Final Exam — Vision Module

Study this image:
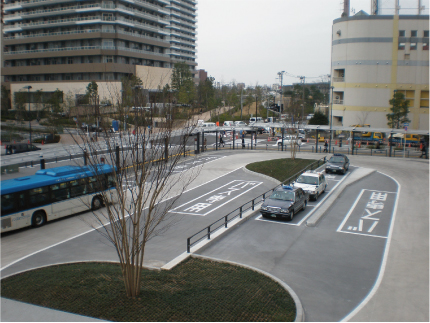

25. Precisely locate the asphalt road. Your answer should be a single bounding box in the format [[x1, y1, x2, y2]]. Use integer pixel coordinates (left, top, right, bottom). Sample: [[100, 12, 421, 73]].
[[198, 170, 398, 321], [1, 151, 428, 322]]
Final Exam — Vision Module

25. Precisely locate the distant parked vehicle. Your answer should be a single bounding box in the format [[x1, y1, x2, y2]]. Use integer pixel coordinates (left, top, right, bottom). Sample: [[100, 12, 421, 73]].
[[5, 143, 41, 155], [223, 121, 234, 127], [234, 121, 247, 127], [249, 117, 263, 124]]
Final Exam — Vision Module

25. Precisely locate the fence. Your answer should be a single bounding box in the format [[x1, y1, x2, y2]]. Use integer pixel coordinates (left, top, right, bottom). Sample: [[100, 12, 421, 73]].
[[186, 156, 327, 253]]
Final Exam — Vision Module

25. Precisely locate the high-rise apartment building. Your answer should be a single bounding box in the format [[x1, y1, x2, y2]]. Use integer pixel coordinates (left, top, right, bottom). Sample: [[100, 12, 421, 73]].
[[1, 0, 197, 85]]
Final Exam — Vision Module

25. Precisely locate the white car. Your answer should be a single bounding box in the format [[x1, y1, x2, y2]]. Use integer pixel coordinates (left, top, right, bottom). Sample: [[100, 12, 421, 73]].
[[276, 136, 302, 146], [293, 170, 327, 200], [234, 121, 247, 127]]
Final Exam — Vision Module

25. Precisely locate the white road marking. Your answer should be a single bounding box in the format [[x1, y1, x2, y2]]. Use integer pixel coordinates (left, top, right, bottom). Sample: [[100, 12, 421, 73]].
[[341, 171, 400, 321]]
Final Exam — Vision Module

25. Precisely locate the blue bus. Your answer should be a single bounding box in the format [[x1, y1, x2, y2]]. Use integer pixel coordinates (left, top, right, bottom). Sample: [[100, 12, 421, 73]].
[[1, 164, 116, 233]]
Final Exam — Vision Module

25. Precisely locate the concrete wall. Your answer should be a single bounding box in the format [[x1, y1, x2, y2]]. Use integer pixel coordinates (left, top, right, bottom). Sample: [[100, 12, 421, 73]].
[[135, 65, 172, 90]]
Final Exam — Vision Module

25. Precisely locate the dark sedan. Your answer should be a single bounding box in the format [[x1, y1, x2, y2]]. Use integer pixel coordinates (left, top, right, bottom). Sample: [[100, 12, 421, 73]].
[[325, 153, 350, 174], [260, 186, 309, 221]]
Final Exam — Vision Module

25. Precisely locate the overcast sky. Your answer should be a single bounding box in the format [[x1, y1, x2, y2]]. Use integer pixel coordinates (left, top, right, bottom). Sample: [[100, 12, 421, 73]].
[[197, 0, 429, 87]]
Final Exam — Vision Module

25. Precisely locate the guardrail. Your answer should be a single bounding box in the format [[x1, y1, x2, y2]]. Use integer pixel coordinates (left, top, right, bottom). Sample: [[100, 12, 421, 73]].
[[186, 156, 327, 253]]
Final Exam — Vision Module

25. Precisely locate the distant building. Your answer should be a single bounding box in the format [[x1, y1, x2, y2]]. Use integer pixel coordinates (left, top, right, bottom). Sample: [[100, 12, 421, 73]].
[[198, 69, 208, 83], [331, 11, 429, 130]]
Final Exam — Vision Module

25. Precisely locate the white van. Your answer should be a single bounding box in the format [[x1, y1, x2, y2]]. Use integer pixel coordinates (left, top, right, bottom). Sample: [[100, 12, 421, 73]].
[[201, 122, 217, 129], [249, 117, 263, 124], [223, 121, 234, 126]]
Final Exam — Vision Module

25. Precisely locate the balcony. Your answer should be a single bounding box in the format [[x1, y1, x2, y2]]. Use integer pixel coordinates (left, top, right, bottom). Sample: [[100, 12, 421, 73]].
[[4, 45, 170, 58], [116, 5, 169, 25], [3, 3, 101, 21]]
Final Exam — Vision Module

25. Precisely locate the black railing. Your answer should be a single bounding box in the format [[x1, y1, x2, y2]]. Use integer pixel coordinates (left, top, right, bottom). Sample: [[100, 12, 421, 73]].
[[186, 156, 327, 253]]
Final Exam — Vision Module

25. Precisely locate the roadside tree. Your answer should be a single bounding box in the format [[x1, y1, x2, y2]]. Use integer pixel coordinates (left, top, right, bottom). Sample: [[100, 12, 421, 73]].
[[387, 92, 410, 128], [71, 80, 201, 298]]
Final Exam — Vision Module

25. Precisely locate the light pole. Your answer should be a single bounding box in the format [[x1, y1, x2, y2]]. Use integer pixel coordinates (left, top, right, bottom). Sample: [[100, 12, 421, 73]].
[[23, 86, 32, 144], [300, 76, 305, 121], [329, 85, 334, 153], [277, 71, 285, 113]]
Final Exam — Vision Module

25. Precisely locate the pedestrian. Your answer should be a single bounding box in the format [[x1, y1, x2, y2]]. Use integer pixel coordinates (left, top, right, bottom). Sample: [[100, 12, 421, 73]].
[[323, 140, 328, 152], [204, 138, 207, 150], [242, 137, 245, 148], [419, 141, 427, 158], [376, 141, 381, 150], [219, 135, 224, 147]]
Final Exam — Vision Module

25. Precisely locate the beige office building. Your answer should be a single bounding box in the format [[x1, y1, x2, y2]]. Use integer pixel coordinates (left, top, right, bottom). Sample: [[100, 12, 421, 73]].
[[331, 13, 429, 130]]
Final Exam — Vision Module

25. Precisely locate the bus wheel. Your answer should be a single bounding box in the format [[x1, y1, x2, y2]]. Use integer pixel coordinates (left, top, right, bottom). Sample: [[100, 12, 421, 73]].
[[31, 211, 46, 228], [92, 196, 103, 210]]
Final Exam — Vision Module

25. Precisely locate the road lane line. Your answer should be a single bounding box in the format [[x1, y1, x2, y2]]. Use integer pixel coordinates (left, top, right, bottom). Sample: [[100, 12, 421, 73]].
[[0, 164, 243, 272], [341, 171, 401, 321]]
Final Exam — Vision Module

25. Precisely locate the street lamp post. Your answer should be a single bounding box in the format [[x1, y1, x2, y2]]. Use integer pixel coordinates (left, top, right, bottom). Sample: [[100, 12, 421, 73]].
[[23, 86, 32, 144], [277, 71, 285, 113], [329, 85, 334, 153]]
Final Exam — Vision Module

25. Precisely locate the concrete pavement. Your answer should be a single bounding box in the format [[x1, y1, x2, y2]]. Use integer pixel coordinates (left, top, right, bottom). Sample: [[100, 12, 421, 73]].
[[1, 151, 428, 321]]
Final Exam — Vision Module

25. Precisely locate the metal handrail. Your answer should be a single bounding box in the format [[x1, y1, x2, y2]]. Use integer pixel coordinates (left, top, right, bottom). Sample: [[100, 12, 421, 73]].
[[186, 156, 327, 253]]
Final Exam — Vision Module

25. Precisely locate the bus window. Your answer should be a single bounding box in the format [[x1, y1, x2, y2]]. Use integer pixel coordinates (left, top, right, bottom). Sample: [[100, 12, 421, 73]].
[[87, 176, 97, 193], [50, 182, 69, 202], [29, 186, 50, 207], [107, 173, 116, 188], [1, 194, 16, 216], [70, 179, 87, 198]]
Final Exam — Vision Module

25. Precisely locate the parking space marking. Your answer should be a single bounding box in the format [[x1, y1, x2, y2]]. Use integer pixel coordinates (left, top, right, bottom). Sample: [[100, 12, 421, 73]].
[[169, 180, 263, 216], [337, 189, 397, 238], [255, 214, 300, 226]]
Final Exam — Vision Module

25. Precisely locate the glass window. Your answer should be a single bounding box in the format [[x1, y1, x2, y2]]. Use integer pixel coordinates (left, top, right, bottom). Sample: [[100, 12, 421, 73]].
[[70, 179, 87, 198], [50, 182, 70, 202], [29, 186, 50, 206], [399, 30, 405, 37], [1, 194, 16, 215], [411, 30, 417, 37], [106, 173, 116, 188], [398, 42, 405, 50], [410, 43, 417, 50]]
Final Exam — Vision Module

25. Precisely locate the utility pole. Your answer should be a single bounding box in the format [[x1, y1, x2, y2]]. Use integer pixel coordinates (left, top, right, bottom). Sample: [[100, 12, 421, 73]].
[[240, 89, 243, 119], [23, 86, 32, 144], [278, 71, 285, 113], [300, 76, 305, 121]]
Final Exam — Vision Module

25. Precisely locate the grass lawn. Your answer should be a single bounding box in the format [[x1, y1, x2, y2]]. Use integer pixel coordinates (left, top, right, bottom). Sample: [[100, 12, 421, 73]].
[[1, 258, 296, 322], [246, 158, 319, 182]]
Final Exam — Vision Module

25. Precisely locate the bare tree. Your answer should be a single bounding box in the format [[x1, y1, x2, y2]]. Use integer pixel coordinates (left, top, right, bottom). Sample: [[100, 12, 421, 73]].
[[70, 82, 201, 298]]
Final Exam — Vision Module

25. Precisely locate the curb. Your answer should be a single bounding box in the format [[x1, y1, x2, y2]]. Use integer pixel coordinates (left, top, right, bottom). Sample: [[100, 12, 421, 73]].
[[306, 167, 376, 227], [191, 254, 304, 322], [161, 208, 260, 270]]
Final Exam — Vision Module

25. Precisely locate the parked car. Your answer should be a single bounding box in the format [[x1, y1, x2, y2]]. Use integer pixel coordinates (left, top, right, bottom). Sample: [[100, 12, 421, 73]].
[[293, 170, 327, 200], [260, 185, 309, 221], [234, 121, 247, 127], [223, 121, 234, 127], [325, 153, 350, 174], [5, 143, 41, 155], [276, 136, 302, 146]]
